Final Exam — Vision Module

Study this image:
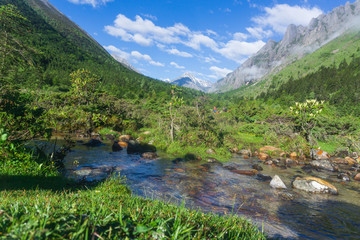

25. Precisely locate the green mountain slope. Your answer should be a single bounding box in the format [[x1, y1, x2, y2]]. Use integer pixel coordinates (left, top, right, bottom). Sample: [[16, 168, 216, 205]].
[[225, 30, 360, 102], [0, 0, 200, 100]]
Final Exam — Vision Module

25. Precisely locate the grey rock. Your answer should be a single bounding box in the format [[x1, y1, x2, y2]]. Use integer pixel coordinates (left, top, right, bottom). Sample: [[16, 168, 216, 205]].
[[310, 160, 335, 171], [270, 175, 287, 189], [292, 177, 338, 195]]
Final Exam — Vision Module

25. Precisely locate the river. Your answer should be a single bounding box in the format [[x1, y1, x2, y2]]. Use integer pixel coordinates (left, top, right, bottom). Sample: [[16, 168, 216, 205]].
[[60, 140, 360, 239]]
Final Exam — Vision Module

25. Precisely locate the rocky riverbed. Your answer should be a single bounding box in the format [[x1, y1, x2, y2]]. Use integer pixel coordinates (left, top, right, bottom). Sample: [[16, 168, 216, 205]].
[[61, 139, 360, 239]]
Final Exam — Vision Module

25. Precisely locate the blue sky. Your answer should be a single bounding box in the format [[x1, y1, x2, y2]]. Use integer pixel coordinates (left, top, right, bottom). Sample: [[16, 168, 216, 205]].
[[48, 0, 351, 82]]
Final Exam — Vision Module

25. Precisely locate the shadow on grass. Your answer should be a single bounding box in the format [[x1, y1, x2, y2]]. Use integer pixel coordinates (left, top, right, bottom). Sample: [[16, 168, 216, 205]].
[[0, 174, 100, 191]]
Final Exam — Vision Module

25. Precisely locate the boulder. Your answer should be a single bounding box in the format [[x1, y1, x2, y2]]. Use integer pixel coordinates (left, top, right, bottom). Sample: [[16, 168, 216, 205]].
[[332, 158, 347, 164], [270, 175, 287, 189], [258, 153, 270, 161], [289, 152, 298, 159], [83, 139, 103, 147], [292, 177, 338, 194], [256, 173, 272, 181], [112, 142, 123, 152], [310, 149, 330, 160], [345, 157, 357, 165], [310, 160, 336, 171], [143, 131, 151, 135], [239, 149, 252, 156], [252, 164, 263, 171], [127, 140, 156, 154], [118, 141, 128, 148], [354, 173, 360, 181], [286, 158, 298, 166], [119, 135, 133, 142], [230, 169, 258, 176], [141, 152, 158, 160]]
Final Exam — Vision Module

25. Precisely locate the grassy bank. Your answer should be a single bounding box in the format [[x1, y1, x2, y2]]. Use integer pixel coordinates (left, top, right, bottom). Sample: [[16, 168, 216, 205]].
[[0, 146, 266, 239]]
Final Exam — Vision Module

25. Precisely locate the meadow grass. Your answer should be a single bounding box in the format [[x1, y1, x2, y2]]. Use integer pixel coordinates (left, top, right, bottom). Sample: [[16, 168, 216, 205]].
[[0, 147, 266, 239]]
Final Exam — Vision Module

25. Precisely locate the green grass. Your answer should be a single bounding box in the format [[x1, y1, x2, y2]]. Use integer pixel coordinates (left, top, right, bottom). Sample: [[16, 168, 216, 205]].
[[0, 143, 266, 239], [318, 141, 341, 155], [0, 176, 266, 239]]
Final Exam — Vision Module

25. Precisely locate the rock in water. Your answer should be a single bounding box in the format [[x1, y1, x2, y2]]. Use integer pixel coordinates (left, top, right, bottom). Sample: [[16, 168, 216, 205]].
[[83, 139, 103, 147], [141, 152, 158, 160], [310, 160, 335, 171], [270, 175, 287, 189], [127, 140, 156, 154], [112, 142, 123, 152], [292, 177, 338, 195]]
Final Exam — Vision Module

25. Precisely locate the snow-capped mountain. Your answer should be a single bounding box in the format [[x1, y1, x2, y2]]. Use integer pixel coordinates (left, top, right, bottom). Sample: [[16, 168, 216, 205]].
[[170, 73, 213, 92]]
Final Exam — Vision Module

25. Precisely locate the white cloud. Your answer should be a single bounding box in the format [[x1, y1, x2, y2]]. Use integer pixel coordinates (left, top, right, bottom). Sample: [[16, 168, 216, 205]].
[[246, 27, 272, 39], [185, 33, 218, 50], [170, 62, 185, 69], [217, 40, 265, 62], [128, 51, 164, 66], [104, 45, 130, 59], [131, 51, 152, 61], [252, 4, 323, 34], [150, 61, 164, 67], [105, 14, 220, 52], [233, 32, 248, 41], [203, 56, 219, 63], [67, 0, 113, 7], [141, 14, 157, 21], [209, 66, 232, 79], [166, 48, 193, 58], [105, 14, 188, 46]]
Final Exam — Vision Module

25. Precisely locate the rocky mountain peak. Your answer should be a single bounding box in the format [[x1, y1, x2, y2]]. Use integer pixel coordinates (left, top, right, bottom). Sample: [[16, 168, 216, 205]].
[[210, 0, 360, 93], [171, 73, 213, 92]]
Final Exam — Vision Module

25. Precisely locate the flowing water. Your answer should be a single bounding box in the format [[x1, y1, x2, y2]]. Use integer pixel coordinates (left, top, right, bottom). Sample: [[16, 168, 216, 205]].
[[59, 140, 360, 239]]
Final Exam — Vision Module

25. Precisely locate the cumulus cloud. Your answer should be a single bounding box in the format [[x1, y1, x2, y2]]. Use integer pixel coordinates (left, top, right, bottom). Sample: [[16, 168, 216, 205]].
[[209, 66, 232, 79], [104, 45, 130, 60], [105, 14, 188, 46], [170, 62, 185, 69], [246, 27, 272, 39], [67, 0, 113, 7], [166, 48, 193, 58], [252, 4, 323, 34], [130, 51, 164, 66], [105, 14, 221, 52], [216, 40, 265, 63], [233, 32, 248, 41]]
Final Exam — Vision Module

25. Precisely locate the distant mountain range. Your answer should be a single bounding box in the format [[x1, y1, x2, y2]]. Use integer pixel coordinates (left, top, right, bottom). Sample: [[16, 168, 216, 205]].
[[210, 0, 360, 93], [168, 73, 213, 92]]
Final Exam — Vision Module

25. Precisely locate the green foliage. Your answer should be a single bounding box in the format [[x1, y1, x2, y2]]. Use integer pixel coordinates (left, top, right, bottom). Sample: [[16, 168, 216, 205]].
[[70, 69, 100, 105], [290, 99, 324, 146]]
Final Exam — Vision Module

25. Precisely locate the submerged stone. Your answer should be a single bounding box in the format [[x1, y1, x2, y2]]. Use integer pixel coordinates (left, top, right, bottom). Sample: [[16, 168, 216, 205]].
[[230, 169, 258, 176], [310, 160, 335, 171]]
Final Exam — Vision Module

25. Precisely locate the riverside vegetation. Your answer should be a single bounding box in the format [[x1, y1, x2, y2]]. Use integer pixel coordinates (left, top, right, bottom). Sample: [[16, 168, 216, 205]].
[[1, 1, 360, 239]]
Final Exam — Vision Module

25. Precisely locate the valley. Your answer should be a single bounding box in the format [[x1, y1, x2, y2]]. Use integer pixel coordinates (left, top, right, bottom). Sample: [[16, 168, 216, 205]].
[[1, 0, 360, 239]]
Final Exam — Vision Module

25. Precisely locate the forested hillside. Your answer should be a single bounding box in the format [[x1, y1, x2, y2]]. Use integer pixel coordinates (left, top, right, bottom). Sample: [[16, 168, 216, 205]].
[[0, 0, 200, 101]]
